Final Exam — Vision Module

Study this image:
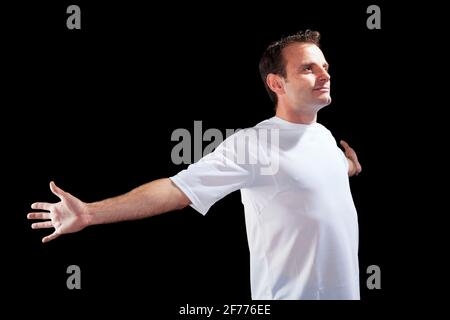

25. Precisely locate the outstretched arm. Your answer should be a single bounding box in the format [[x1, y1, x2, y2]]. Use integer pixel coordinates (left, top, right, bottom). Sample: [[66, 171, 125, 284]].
[[27, 179, 190, 243], [340, 140, 362, 177]]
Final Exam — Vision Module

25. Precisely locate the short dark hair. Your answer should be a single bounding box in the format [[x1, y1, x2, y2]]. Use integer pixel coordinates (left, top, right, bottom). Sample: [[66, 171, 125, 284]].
[[259, 30, 321, 106]]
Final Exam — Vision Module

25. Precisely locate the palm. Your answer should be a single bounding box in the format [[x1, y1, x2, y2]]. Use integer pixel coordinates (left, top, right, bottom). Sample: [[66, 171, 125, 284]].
[[28, 182, 89, 243]]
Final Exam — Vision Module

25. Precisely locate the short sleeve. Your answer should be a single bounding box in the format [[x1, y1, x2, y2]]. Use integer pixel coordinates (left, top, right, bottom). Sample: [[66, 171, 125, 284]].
[[170, 130, 258, 215]]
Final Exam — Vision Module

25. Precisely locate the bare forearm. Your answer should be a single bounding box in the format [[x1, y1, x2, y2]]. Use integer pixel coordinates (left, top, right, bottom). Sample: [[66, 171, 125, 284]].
[[87, 178, 190, 226]]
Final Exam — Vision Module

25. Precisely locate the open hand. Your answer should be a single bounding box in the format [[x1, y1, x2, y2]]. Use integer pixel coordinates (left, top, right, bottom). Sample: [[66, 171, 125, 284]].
[[28, 181, 90, 243]]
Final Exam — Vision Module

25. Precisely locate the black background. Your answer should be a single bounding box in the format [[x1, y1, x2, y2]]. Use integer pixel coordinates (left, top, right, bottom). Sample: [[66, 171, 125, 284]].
[[2, 0, 438, 318]]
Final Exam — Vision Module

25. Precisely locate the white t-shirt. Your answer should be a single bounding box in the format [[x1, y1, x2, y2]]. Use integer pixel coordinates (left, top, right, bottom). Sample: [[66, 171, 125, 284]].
[[170, 116, 360, 300]]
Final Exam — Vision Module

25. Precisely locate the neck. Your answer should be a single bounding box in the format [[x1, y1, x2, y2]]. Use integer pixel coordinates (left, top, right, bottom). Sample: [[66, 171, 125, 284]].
[[275, 107, 317, 124]]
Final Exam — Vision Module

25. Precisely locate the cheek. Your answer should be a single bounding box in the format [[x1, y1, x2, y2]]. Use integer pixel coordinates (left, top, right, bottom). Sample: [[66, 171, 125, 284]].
[[297, 76, 315, 89], [285, 77, 315, 97], [296, 81, 314, 96]]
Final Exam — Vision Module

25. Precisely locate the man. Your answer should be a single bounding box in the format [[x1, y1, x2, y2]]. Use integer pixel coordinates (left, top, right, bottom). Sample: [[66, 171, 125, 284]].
[[28, 30, 362, 300]]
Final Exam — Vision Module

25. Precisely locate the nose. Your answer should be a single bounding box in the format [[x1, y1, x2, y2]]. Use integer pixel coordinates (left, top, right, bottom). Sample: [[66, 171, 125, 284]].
[[318, 67, 330, 82]]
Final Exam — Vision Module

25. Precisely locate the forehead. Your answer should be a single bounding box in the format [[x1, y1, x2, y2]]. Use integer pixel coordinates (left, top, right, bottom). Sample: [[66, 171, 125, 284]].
[[282, 43, 327, 66]]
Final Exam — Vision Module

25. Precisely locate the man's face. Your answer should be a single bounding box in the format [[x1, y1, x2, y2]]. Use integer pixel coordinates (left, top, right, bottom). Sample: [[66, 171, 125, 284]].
[[280, 43, 331, 113]]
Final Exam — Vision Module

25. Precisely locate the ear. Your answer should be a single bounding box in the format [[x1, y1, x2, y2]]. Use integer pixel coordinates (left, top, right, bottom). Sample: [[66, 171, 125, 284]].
[[266, 73, 286, 97]]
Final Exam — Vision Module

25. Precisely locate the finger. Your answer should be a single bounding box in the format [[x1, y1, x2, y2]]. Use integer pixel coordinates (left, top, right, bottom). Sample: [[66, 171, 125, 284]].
[[31, 202, 53, 210], [32, 221, 54, 229], [50, 181, 66, 200], [42, 231, 60, 243], [340, 140, 350, 149], [27, 212, 50, 220], [355, 163, 362, 175], [340, 140, 357, 159]]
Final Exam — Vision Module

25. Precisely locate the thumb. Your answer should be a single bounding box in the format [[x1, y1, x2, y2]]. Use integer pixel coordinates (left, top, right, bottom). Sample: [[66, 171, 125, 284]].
[[49, 181, 65, 199]]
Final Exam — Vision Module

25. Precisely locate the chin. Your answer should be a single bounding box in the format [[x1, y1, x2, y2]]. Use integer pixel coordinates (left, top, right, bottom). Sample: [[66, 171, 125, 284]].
[[316, 97, 332, 110]]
